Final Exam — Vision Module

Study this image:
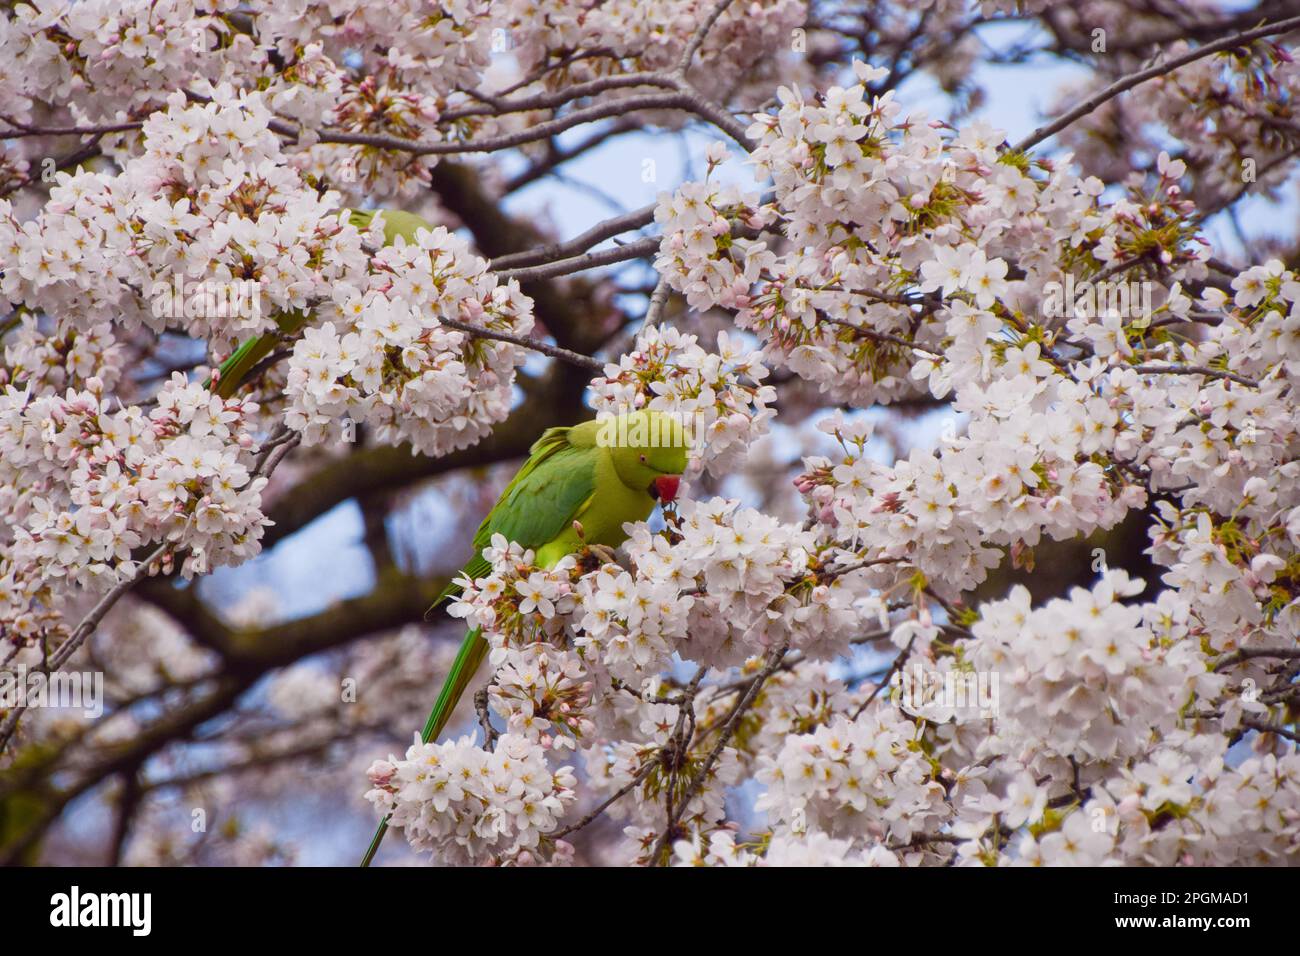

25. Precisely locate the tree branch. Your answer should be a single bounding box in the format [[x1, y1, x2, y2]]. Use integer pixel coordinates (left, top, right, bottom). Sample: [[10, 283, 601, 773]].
[[1013, 14, 1300, 152]]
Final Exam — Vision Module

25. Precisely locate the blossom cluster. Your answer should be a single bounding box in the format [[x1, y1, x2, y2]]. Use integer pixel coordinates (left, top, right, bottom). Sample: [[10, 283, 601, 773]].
[[1050, 26, 1300, 210], [754, 709, 950, 847], [968, 572, 1221, 766], [1095, 741, 1300, 866], [0, 1, 251, 131], [1, 85, 538, 651], [1, 87, 374, 350], [673, 829, 901, 867], [654, 62, 1214, 412], [0, 0, 815, 198], [590, 325, 776, 476], [653, 180, 771, 314], [365, 732, 578, 865], [630, 498, 886, 664], [418, 503, 891, 862], [268, 0, 495, 198], [489, 643, 594, 751], [283, 224, 534, 456], [1, 373, 268, 648], [500, 0, 807, 91]]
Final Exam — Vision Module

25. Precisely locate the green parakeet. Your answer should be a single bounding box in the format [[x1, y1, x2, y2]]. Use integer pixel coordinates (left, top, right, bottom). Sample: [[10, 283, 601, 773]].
[[360, 410, 690, 865], [197, 206, 689, 864]]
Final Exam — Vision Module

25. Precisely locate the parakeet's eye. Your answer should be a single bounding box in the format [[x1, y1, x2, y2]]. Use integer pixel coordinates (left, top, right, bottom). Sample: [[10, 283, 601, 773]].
[[639, 454, 647, 463]]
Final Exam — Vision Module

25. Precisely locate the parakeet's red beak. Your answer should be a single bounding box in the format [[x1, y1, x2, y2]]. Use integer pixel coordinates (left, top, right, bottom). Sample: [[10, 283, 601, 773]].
[[651, 475, 680, 503]]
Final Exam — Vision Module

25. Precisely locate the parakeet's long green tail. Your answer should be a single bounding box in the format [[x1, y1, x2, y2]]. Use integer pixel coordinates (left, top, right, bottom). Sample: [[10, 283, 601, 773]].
[[419, 627, 489, 746], [204, 308, 308, 398], [359, 626, 488, 867]]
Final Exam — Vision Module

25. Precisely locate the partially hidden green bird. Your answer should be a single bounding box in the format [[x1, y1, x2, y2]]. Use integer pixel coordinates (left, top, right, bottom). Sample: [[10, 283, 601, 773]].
[[359, 387, 690, 864], [207, 207, 436, 398]]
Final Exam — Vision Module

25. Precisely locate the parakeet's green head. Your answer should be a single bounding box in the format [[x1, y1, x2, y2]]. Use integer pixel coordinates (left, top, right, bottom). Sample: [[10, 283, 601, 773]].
[[600, 410, 690, 502]]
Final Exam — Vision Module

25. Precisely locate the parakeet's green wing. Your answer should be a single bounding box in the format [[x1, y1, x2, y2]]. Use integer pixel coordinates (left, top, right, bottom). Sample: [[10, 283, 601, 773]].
[[429, 426, 597, 610]]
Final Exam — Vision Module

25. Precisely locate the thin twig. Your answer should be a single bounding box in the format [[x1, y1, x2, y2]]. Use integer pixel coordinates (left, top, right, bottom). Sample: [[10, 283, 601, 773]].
[[851, 635, 915, 721], [0, 541, 167, 751], [1214, 647, 1300, 671], [1241, 718, 1300, 744], [438, 316, 604, 372], [1131, 364, 1259, 388], [474, 685, 499, 752], [650, 642, 789, 865], [676, 0, 738, 75], [551, 760, 657, 841], [496, 236, 662, 284], [640, 278, 671, 334]]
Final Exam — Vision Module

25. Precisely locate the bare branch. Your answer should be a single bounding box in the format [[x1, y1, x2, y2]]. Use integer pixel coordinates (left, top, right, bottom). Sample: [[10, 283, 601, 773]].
[[1215, 647, 1300, 671], [490, 203, 657, 271], [1013, 14, 1300, 152], [442, 73, 676, 122], [650, 642, 789, 866], [1131, 364, 1259, 389], [438, 315, 605, 372], [496, 236, 662, 283], [676, 0, 739, 75]]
